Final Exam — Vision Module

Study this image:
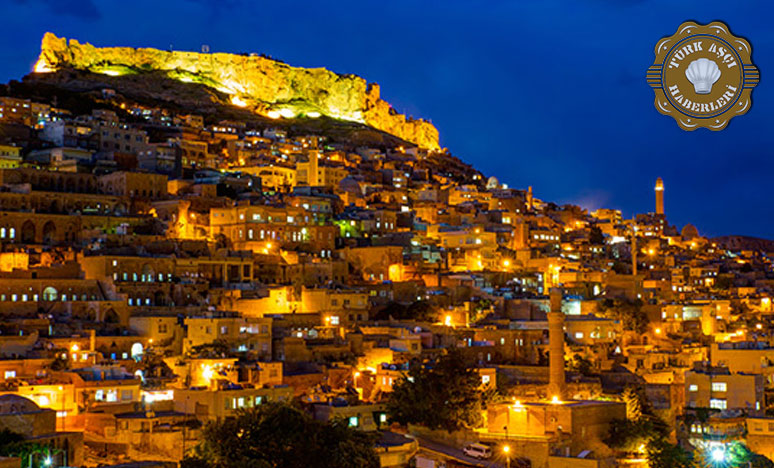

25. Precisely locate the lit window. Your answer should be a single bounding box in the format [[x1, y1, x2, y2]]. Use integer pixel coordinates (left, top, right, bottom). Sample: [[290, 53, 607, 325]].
[[4, 371, 16, 379], [712, 382, 727, 392], [348, 416, 359, 427], [575, 332, 584, 339], [710, 399, 727, 410], [689, 384, 698, 392]]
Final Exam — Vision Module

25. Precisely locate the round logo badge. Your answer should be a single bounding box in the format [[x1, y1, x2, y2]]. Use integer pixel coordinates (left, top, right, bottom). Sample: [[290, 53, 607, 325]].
[[647, 21, 759, 130]]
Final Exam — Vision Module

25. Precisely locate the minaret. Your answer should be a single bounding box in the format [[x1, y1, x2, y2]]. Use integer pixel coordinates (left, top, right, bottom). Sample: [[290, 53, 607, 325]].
[[631, 231, 638, 276], [655, 177, 664, 215], [547, 288, 565, 399], [308, 150, 319, 186]]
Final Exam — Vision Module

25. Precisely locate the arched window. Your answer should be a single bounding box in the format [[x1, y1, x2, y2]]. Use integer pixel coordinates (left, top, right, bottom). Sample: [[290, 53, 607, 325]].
[[42, 287, 58, 301], [131, 342, 143, 360]]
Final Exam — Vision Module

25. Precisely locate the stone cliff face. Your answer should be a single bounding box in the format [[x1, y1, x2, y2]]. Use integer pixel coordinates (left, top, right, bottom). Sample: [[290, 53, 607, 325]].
[[35, 33, 440, 150]]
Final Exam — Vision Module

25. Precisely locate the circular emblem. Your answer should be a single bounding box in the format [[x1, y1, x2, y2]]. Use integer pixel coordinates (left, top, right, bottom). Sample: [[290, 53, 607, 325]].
[[647, 21, 759, 130]]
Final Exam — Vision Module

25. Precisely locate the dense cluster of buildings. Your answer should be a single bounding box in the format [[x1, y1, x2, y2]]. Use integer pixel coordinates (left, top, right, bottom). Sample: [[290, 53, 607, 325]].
[[0, 87, 773, 468]]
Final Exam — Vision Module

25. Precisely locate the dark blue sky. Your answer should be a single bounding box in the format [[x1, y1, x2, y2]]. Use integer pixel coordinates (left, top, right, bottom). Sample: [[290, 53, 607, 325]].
[[1, 0, 772, 238]]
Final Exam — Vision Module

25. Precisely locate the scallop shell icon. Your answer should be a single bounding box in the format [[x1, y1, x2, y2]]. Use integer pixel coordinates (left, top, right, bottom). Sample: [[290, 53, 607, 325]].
[[685, 58, 721, 94], [646, 21, 759, 131]]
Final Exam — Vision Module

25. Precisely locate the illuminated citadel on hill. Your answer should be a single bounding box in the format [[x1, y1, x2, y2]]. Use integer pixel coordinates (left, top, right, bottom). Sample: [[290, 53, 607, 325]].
[[33, 32, 440, 150]]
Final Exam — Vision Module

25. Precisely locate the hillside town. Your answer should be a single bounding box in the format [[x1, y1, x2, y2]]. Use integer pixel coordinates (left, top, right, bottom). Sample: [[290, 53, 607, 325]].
[[0, 64, 773, 468]]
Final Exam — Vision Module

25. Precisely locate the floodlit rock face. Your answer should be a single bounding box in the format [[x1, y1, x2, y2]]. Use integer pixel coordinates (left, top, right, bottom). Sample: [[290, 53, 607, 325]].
[[35, 33, 440, 150]]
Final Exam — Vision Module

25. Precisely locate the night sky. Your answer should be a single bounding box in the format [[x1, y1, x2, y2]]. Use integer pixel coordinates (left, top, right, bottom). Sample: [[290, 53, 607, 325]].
[[1, 0, 772, 238]]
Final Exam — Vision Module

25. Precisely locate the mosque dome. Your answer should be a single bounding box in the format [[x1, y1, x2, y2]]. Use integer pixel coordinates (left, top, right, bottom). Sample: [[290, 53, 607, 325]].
[[338, 177, 363, 196], [0, 394, 40, 414], [681, 224, 699, 240]]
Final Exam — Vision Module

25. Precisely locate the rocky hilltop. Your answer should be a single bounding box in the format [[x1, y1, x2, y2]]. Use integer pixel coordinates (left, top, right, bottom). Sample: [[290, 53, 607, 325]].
[[711, 236, 774, 254], [34, 32, 440, 150]]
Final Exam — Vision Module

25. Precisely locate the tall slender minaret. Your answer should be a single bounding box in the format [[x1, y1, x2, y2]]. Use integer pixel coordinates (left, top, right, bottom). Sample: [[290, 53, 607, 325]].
[[308, 150, 319, 186], [631, 231, 638, 276], [655, 177, 664, 215], [547, 288, 565, 399]]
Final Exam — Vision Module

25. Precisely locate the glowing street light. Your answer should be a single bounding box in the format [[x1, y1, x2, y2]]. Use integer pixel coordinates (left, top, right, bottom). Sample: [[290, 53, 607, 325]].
[[503, 445, 511, 468], [710, 447, 725, 463]]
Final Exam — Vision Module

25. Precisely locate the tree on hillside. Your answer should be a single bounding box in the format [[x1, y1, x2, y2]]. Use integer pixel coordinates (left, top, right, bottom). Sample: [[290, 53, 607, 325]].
[[566, 354, 593, 376], [386, 351, 485, 432], [607, 385, 694, 467], [645, 438, 695, 468], [182, 402, 378, 468], [405, 300, 438, 321], [597, 298, 648, 333], [0, 429, 60, 467], [589, 225, 605, 245], [371, 300, 437, 322], [622, 386, 644, 421]]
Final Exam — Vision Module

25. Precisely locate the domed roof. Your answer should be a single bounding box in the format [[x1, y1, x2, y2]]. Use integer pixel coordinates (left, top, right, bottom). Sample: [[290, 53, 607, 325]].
[[338, 177, 362, 196], [486, 176, 499, 190], [681, 224, 699, 240], [0, 394, 40, 414]]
